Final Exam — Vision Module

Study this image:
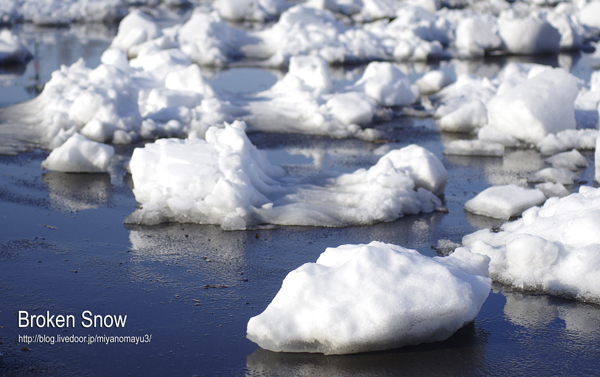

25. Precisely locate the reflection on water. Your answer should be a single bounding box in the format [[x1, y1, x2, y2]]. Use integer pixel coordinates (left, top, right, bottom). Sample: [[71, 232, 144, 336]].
[[246, 323, 488, 377], [125, 223, 252, 287], [504, 291, 600, 335], [42, 171, 110, 211]]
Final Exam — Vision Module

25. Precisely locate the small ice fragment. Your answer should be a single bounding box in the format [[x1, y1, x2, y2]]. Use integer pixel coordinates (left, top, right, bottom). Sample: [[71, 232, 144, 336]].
[[464, 185, 546, 220], [443, 140, 504, 157], [41, 133, 114, 173]]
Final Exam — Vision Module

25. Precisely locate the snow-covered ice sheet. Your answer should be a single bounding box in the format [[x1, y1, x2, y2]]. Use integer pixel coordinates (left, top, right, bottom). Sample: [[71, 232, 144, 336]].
[[125, 121, 447, 230], [464, 184, 546, 220], [247, 241, 491, 354], [462, 186, 600, 304]]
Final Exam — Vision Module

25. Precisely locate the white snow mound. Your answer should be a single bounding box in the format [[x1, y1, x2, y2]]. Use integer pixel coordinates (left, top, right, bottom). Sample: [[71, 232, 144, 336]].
[[125, 121, 447, 229], [41, 133, 114, 173], [247, 241, 491, 354], [462, 186, 600, 303]]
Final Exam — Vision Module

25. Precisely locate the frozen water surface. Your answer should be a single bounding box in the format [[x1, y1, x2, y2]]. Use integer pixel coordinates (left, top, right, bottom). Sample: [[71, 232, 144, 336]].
[[1, 3, 600, 376]]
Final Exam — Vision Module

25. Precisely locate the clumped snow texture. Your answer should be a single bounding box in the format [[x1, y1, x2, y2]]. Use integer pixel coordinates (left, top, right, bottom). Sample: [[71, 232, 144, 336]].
[[1, 50, 424, 149], [125, 121, 447, 230], [41, 133, 114, 173], [431, 63, 584, 149], [537, 129, 600, 156], [464, 185, 546, 220], [96, 0, 596, 68], [247, 241, 491, 354], [462, 186, 600, 304], [486, 67, 579, 144], [527, 167, 579, 185], [243, 56, 418, 140]]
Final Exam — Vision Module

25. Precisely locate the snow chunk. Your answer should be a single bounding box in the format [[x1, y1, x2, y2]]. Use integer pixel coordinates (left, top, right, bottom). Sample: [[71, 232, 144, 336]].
[[455, 16, 501, 57], [527, 167, 579, 185], [353, 62, 418, 107], [443, 140, 504, 157], [464, 185, 546, 220], [477, 126, 520, 147], [486, 68, 579, 144], [462, 186, 600, 303], [545, 149, 588, 171], [247, 241, 491, 354], [415, 70, 453, 94], [110, 10, 162, 57], [498, 14, 561, 55], [535, 182, 570, 198], [537, 129, 600, 155], [41, 133, 114, 173], [437, 100, 488, 133], [125, 121, 447, 229]]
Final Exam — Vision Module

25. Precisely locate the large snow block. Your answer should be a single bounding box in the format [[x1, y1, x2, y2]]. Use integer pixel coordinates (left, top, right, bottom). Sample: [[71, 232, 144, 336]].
[[486, 68, 579, 144], [247, 241, 491, 354]]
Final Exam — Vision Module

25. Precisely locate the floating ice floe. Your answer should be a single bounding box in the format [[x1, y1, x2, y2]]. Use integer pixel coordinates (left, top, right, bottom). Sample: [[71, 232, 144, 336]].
[[125, 121, 447, 230], [462, 186, 600, 304], [534, 182, 570, 198], [0, 30, 33, 64], [247, 241, 491, 354], [41, 133, 114, 173], [545, 149, 589, 171], [486, 67, 579, 144], [537, 129, 600, 155], [527, 167, 580, 185], [431, 63, 583, 153], [464, 185, 546, 220], [443, 139, 504, 157]]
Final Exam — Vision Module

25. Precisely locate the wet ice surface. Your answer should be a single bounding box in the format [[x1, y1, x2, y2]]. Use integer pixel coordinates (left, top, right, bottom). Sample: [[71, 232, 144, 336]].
[[1, 24, 600, 377]]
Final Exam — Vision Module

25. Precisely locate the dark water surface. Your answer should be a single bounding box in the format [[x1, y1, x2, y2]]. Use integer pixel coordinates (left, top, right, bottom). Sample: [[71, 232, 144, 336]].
[[0, 26, 599, 377]]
